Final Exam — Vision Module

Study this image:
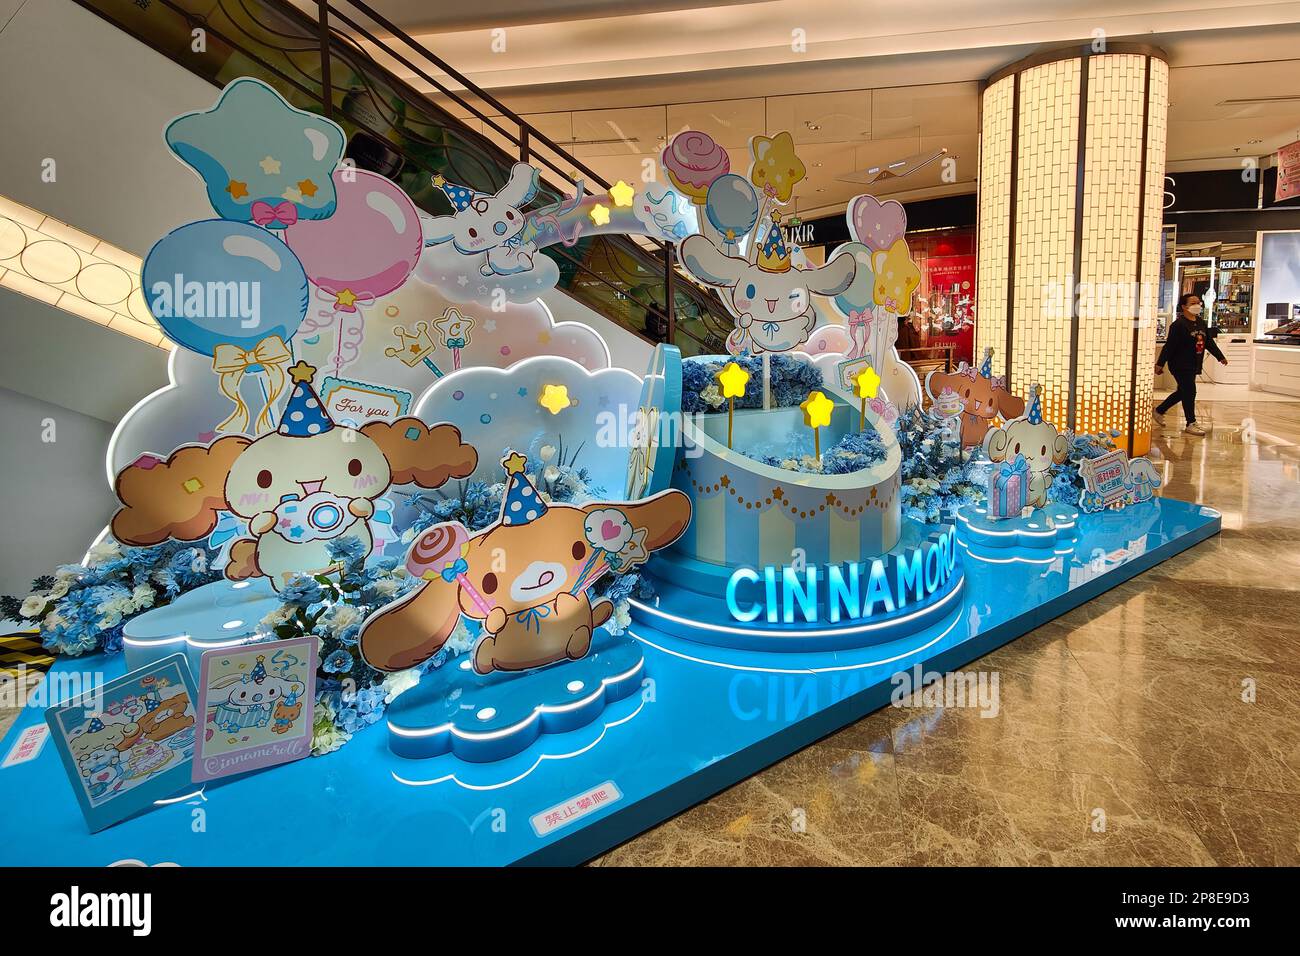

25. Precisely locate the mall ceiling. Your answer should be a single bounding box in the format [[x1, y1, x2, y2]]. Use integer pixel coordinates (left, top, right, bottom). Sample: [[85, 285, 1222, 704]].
[[310, 0, 1300, 219]]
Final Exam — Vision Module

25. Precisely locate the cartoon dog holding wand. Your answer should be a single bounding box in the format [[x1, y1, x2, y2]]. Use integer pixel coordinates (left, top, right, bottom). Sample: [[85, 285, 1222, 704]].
[[359, 451, 691, 675]]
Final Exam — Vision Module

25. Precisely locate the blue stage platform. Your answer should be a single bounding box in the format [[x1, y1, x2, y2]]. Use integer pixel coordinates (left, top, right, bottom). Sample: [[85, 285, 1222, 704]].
[[0, 497, 1219, 866]]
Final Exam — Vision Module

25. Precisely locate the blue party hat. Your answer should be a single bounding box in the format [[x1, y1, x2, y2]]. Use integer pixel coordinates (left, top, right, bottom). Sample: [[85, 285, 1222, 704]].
[[498, 450, 548, 527], [250, 654, 267, 684], [757, 213, 790, 274], [278, 361, 334, 437], [1027, 384, 1043, 424], [144, 698, 159, 713], [432, 173, 483, 213], [979, 346, 993, 379], [88, 717, 104, 733]]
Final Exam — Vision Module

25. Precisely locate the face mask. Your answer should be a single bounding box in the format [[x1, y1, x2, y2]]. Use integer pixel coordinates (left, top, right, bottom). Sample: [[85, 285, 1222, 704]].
[[1187, 304, 1203, 316]]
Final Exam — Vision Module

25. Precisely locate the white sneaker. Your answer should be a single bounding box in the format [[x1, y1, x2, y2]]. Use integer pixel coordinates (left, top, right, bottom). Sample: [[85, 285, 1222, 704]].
[[1152, 410, 1165, 427], [1184, 422, 1207, 436]]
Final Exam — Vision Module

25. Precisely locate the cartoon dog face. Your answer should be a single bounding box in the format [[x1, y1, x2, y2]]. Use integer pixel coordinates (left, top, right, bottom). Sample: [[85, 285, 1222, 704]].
[[112, 414, 477, 589], [680, 234, 855, 353], [986, 419, 1070, 477], [423, 162, 539, 257], [71, 721, 137, 777], [359, 490, 692, 673], [225, 675, 290, 710]]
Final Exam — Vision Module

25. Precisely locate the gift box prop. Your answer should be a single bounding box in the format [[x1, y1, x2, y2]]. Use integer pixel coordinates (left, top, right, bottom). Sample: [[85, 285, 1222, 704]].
[[987, 453, 1029, 520]]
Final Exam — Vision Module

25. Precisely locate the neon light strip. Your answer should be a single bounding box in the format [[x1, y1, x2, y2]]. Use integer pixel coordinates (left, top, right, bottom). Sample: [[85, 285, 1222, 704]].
[[956, 540, 1057, 566], [392, 697, 646, 791], [122, 632, 265, 650], [626, 612, 962, 675], [628, 574, 963, 638], [956, 511, 1076, 537], [387, 657, 644, 742]]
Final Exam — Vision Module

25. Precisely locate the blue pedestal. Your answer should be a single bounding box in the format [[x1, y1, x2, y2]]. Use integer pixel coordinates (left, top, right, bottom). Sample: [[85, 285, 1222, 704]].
[[0, 498, 1220, 867]]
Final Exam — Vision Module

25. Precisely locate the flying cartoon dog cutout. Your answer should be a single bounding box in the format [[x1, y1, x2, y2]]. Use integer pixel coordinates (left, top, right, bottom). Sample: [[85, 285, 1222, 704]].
[[359, 451, 692, 675], [423, 162, 542, 277], [110, 361, 478, 590]]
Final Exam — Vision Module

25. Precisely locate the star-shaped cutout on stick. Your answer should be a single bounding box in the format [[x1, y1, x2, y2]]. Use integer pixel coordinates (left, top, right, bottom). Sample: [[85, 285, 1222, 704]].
[[539, 383, 572, 415], [590, 203, 611, 226], [609, 180, 635, 207], [853, 365, 881, 399], [715, 361, 750, 399], [800, 390, 835, 429]]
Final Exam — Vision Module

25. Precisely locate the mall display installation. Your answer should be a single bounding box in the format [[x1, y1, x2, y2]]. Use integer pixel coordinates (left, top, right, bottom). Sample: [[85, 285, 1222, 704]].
[[0, 79, 1219, 862]]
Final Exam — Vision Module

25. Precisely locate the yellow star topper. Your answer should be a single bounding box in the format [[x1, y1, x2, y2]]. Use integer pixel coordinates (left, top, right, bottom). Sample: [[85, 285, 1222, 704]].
[[590, 203, 611, 226], [539, 383, 572, 415], [288, 360, 317, 384], [609, 180, 636, 207], [715, 361, 750, 399], [801, 390, 834, 429], [335, 288, 358, 309], [853, 365, 881, 399], [502, 451, 528, 475]]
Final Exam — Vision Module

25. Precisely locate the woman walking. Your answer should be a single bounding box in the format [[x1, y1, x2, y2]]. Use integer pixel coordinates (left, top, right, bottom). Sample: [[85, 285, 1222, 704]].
[[1154, 293, 1227, 436]]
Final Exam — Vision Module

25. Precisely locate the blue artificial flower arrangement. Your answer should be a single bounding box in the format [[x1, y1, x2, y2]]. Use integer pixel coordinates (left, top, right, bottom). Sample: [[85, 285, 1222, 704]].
[[1, 540, 221, 657], [681, 354, 823, 414], [755, 428, 888, 474], [894, 406, 989, 524], [1049, 429, 1121, 504]]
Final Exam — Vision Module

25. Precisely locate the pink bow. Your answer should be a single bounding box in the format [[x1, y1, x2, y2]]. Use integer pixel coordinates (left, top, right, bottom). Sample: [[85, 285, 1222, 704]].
[[991, 374, 1007, 390], [251, 200, 299, 228], [847, 309, 873, 328]]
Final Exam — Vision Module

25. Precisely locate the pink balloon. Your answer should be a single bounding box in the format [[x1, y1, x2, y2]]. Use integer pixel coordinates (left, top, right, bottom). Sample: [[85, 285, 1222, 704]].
[[803, 324, 853, 355], [849, 194, 907, 252], [285, 169, 422, 310]]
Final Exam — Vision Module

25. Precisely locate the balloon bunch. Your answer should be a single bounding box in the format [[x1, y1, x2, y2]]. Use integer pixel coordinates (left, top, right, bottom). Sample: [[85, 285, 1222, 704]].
[[828, 195, 921, 360], [144, 77, 424, 434]]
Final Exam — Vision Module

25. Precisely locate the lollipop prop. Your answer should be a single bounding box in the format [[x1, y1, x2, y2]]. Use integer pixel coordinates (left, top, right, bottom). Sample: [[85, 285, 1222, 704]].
[[432, 306, 475, 372], [715, 361, 750, 449], [573, 508, 638, 594], [853, 365, 881, 433], [406, 522, 491, 615]]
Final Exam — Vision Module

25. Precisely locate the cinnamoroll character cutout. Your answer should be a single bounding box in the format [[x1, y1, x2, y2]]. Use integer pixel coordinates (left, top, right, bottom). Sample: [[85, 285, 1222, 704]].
[[423, 163, 541, 277]]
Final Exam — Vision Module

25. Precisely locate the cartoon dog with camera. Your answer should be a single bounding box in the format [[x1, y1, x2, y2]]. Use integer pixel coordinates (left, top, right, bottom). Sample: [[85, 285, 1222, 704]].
[[359, 451, 691, 675], [110, 361, 478, 590]]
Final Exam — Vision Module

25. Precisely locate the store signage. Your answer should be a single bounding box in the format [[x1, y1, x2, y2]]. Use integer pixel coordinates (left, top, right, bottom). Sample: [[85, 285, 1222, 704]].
[[726, 530, 958, 624], [1217, 259, 1255, 271]]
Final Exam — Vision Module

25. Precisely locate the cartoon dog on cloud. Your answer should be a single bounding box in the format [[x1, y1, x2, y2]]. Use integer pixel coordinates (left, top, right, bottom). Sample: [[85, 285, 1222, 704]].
[[359, 452, 691, 676], [423, 163, 541, 277], [983, 384, 1070, 510], [681, 212, 856, 354], [111, 361, 477, 590]]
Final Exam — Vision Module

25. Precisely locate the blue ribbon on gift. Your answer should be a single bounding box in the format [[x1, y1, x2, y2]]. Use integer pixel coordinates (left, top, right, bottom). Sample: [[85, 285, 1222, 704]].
[[440, 558, 468, 583], [514, 604, 553, 633]]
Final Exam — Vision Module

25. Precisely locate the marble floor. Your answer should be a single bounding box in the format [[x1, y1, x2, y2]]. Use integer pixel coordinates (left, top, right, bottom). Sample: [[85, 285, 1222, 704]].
[[593, 398, 1300, 866]]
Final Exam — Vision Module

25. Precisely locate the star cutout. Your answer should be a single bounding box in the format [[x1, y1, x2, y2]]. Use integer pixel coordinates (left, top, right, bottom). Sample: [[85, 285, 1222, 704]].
[[538, 383, 572, 415], [484, 319, 497, 333], [258, 156, 281, 175], [590, 203, 611, 226], [517, 387, 528, 397], [288, 360, 316, 384], [335, 288, 358, 309], [609, 180, 635, 207], [618, 527, 649, 568], [281, 187, 303, 203], [801, 390, 834, 429], [297, 178, 318, 197], [715, 361, 750, 399], [719, 475, 731, 488], [226, 179, 249, 200], [853, 365, 881, 400], [432, 174, 446, 187], [501, 451, 528, 475]]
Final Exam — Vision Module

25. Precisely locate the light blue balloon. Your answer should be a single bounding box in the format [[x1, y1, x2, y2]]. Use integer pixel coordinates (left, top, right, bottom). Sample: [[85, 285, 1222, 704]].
[[142, 219, 309, 357], [705, 174, 760, 242], [831, 241, 877, 316]]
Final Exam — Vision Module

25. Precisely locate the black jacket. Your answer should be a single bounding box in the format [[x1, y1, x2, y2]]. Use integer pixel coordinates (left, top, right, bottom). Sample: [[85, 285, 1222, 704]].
[[1157, 317, 1225, 374]]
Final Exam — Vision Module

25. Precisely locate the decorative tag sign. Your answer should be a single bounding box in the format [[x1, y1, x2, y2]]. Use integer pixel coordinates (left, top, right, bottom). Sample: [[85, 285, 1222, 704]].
[[530, 780, 622, 836], [193, 637, 317, 783], [45, 654, 199, 832], [3, 723, 49, 768], [1078, 450, 1130, 510], [318, 375, 412, 427]]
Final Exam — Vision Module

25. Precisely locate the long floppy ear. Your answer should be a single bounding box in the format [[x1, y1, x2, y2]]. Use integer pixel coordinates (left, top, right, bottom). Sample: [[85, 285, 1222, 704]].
[[498, 162, 540, 207], [112, 436, 249, 546], [608, 489, 692, 551], [983, 426, 1011, 463], [422, 213, 458, 246], [680, 234, 745, 288], [1052, 432, 1071, 465], [996, 390, 1026, 420], [805, 249, 857, 297], [924, 369, 948, 402], [358, 576, 462, 672], [361, 419, 478, 488]]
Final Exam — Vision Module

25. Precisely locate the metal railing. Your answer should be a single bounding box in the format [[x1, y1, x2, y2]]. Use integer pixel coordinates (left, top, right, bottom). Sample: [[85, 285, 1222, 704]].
[[76, 0, 736, 355]]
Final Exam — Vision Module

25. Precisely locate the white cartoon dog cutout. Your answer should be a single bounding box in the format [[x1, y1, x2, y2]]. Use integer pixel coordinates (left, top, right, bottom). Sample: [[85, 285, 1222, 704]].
[[424, 163, 541, 277]]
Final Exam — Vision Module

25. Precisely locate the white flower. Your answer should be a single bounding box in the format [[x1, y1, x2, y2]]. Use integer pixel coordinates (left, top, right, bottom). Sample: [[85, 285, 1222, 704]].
[[47, 581, 70, 600], [325, 604, 361, 636], [400, 527, 416, 544], [539, 444, 557, 462], [443, 620, 474, 655], [259, 605, 295, 630], [19, 595, 48, 619], [382, 668, 421, 703], [543, 466, 560, 483], [85, 540, 122, 567], [190, 550, 207, 573], [372, 578, 402, 598], [131, 585, 156, 610], [699, 384, 725, 408]]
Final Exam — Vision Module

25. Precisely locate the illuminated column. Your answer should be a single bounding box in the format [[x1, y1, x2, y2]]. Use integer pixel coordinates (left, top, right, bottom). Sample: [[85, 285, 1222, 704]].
[[976, 44, 1168, 455]]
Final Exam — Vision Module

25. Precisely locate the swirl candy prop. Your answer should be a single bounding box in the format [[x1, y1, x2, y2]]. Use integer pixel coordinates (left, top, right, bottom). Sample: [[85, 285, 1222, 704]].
[[662, 131, 730, 206]]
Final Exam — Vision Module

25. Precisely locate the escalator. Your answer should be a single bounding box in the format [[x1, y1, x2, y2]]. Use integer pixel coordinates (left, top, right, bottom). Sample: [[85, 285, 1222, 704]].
[[75, 0, 735, 356]]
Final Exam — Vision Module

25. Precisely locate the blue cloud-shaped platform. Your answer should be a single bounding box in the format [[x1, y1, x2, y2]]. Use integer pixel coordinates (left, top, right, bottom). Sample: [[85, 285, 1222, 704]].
[[123, 578, 279, 674], [956, 502, 1081, 550], [387, 630, 645, 763]]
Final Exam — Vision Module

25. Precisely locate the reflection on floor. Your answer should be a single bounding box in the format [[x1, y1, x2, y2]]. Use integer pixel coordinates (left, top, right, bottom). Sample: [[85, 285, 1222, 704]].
[[593, 399, 1300, 867]]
